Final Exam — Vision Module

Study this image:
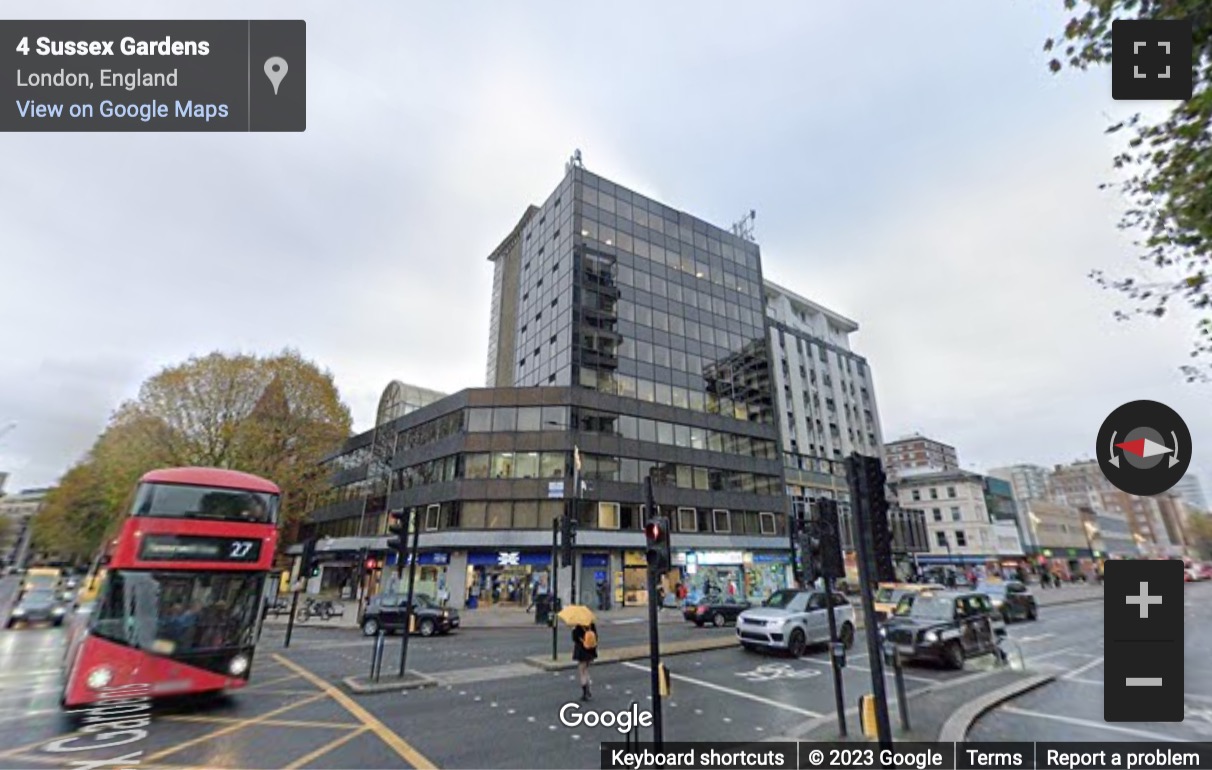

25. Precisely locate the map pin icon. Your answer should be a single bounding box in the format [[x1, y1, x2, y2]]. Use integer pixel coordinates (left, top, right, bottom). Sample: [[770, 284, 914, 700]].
[[264, 57, 288, 95]]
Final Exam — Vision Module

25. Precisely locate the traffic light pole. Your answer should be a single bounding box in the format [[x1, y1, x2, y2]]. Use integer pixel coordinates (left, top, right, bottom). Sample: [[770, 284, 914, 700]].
[[643, 477, 664, 750], [570, 462, 580, 607], [847, 453, 893, 751], [551, 516, 559, 661], [284, 537, 314, 649], [399, 509, 421, 678], [283, 589, 299, 648], [823, 572, 847, 737]]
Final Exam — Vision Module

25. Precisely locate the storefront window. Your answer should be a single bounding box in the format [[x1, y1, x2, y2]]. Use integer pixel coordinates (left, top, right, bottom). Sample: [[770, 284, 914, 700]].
[[464, 453, 490, 479]]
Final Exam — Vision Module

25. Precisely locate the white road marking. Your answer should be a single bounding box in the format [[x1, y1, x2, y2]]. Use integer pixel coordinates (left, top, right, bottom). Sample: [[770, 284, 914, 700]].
[[1000, 706, 1194, 741], [527, 716, 536, 722], [1062, 656, 1105, 681], [1012, 634, 1055, 643], [507, 709, 516, 714], [621, 661, 823, 717], [611, 618, 644, 625]]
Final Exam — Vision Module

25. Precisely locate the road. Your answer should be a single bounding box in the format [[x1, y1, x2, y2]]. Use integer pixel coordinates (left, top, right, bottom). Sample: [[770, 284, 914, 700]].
[[0, 582, 1203, 768], [969, 580, 1212, 743]]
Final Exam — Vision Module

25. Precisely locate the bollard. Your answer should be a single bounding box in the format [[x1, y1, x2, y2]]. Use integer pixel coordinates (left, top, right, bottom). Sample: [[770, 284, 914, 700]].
[[371, 629, 386, 682]]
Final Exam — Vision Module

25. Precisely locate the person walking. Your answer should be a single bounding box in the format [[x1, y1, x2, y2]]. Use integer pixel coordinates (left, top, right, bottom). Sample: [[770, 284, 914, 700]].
[[572, 622, 598, 701]]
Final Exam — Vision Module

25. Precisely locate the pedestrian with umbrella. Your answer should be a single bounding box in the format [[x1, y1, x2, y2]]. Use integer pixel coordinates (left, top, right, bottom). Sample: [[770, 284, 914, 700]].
[[558, 604, 598, 701]]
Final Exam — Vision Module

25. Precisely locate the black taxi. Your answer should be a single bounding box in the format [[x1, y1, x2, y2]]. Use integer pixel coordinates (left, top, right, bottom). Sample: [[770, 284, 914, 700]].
[[878, 590, 1005, 670]]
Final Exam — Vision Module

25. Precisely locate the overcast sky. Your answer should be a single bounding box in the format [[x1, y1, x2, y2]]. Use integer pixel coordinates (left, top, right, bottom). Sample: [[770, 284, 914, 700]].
[[2, 1, 1207, 500]]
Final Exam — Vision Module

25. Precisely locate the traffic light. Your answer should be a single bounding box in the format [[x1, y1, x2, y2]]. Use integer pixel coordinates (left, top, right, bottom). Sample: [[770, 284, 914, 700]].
[[561, 515, 578, 567], [847, 453, 897, 584], [386, 510, 408, 555], [644, 516, 671, 573], [814, 499, 845, 580], [299, 537, 317, 580], [797, 519, 819, 585]]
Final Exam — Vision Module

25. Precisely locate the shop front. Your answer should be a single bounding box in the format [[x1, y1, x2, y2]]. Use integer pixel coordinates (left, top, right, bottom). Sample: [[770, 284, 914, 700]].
[[621, 551, 648, 607], [1031, 548, 1096, 582], [744, 553, 793, 602], [579, 553, 611, 609], [382, 551, 452, 602], [465, 550, 552, 609], [670, 550, 792, 604]]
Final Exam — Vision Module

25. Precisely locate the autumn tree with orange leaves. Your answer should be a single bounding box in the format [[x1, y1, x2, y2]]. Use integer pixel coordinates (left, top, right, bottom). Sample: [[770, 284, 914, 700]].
[[34, 350, 352, 561]]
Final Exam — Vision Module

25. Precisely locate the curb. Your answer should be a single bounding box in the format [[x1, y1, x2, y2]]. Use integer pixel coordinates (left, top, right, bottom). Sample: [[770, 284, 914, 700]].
[[937, 673, 1055, 742], [342, 670, 440, 694], [525, 636, 739, 671]]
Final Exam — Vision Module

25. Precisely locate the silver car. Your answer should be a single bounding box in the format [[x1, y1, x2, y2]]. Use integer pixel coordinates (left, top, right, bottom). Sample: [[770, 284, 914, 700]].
[[736, 589, 856, 656], [7, 589, 67, 628]]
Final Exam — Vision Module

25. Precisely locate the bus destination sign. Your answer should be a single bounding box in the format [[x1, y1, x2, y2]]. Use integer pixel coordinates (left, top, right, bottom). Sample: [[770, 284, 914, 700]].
[[139, 534, 261, 562]]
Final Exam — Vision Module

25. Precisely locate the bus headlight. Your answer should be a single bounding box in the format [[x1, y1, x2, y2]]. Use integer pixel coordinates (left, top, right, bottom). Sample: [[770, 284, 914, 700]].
[[86, 666, 114, 690], [229, 655, 250, 676]]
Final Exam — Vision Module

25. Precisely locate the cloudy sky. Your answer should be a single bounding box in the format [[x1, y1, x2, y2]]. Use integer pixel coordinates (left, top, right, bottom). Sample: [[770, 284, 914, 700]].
[[2, 1, 1207, 498]]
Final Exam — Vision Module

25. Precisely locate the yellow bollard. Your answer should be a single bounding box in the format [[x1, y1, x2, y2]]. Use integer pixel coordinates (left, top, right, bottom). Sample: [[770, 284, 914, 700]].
[[859, 695, 878, 738], [409, 614, 416, 634], [658, 663, 671, 697]]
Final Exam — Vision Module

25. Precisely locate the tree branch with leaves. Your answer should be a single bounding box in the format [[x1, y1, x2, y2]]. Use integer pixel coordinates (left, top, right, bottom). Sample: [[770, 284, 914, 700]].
[[1046, 1, 1212, 379]]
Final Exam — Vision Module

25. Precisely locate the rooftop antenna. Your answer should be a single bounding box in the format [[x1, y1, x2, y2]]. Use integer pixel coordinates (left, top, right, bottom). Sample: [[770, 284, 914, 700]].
[[731, 209, 756, 242], [565, 149, 584, 174]]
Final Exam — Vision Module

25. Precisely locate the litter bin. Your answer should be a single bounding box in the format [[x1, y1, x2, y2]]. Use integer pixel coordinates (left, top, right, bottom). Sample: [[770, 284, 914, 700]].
[[534, 595, 551, 625]]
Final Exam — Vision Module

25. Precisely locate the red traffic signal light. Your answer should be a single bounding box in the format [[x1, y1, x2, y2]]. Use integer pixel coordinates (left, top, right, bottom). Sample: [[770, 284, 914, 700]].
[[366, 559, 377, 570], [645, 521, 662, 541]]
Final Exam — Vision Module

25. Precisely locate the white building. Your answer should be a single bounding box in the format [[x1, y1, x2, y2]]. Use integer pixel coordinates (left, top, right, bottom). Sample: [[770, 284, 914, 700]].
[[764, 280, 885, 508], [1170, 476, 1208, 513], [893, 470, 997, 566], [0, 487, 50, 568], [987, 464, 1051, 504], [883, 434, 959, 479]]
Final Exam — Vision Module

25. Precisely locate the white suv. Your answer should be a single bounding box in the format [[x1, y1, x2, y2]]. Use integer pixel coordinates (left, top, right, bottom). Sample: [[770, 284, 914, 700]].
[[736, 589, 856, 656]]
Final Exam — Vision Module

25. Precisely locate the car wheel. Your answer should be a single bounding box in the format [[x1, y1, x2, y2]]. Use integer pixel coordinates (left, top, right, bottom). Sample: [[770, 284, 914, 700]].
[[839, 622, 855, 649], [4, 619, 12, 629], [788, 628, 807, 658], [1027, 604, 1038, 621], [944, 641, 964, 670], [712, 613, 726, 628], [361, 618, 380, 637], [419, 619, 436, 637]]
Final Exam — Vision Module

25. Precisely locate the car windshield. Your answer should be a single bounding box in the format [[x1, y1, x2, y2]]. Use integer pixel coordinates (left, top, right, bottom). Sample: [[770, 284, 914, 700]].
[[875, 587, 904, 603], [131, 482, 278, 524], [22, 591, 56, 604], [762, 590, 802, 609], [91, 570, 262, 655], [901, 594, 957, 620], [979, 583, 1007, 596]]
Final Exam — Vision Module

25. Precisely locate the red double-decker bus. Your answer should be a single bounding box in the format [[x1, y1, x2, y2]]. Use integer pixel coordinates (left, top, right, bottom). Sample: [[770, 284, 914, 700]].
[[61, 467, 280, 708]]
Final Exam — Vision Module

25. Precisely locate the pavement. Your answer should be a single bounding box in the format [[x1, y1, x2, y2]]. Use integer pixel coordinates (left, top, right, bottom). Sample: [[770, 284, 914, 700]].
[[1, 577, 1201, 769], [263, 602, 686, 631]]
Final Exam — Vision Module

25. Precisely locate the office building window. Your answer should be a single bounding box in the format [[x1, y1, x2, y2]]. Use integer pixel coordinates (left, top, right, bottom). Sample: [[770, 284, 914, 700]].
[[955, 531, 967, 547], [935, 531, 947, 547], [951, 506, 961, 521], [677, 507, 697, 532], [759, 512, 777, 535], [932, 508, 942, 522], [712, 509, 731, 533]]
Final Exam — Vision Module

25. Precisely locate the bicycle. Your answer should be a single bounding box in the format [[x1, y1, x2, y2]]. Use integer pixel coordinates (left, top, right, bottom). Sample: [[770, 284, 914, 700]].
[[296, 598, 335, 622]]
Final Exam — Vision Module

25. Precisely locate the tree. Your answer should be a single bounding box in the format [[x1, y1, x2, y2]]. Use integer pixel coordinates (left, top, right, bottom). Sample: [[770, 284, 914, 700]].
[[32, 349, 353, 558], [1046, 2, 1212, 378], [1188, 511, 1212, 560]]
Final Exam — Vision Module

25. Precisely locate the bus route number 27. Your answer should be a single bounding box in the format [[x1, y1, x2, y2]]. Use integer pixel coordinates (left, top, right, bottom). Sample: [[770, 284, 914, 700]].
[[228, 541, 255, 559]]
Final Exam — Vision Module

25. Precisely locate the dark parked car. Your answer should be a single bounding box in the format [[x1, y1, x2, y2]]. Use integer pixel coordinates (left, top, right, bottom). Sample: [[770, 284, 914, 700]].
[[7, 589, 67, 628], [361, 593, 459, 637], [977, 580, 1038, 622], [690, 596, 750, 627], [879, 590, 1005, 670]]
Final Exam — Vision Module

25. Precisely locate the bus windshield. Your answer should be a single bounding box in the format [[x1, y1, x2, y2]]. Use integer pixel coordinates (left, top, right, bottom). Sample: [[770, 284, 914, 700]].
[[131, 483, 278, 524], [91, 571, 262, 655]]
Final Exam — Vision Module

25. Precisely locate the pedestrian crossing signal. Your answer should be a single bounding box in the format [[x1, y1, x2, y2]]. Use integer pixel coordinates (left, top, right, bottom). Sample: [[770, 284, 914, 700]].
[[645, 517, 671, 573]]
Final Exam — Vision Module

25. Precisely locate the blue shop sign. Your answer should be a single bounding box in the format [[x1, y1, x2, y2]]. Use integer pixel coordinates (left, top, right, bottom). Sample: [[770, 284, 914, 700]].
[[385, 552, 450, 567], [468, 551, 551, 567], [581, 554, 609, 567], [753, 553, 791, 563]]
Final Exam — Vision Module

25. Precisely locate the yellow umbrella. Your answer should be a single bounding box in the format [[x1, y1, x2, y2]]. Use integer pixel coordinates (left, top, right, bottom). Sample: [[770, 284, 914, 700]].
[[557, 604, 596, 627]]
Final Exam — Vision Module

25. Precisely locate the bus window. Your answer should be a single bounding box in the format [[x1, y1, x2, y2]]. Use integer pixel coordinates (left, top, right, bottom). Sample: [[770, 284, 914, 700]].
[[131, 483, 278, 524]]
